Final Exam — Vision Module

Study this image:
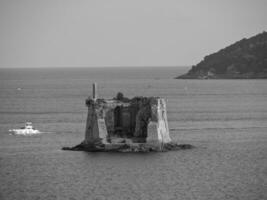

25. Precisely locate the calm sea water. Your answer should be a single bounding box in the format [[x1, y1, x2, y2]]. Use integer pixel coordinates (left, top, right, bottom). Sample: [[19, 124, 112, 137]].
[[0, 67, 266, 200]]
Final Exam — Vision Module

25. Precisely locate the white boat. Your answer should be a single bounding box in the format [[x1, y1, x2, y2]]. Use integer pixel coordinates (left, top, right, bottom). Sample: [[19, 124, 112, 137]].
[[9, 122, 40, 135]]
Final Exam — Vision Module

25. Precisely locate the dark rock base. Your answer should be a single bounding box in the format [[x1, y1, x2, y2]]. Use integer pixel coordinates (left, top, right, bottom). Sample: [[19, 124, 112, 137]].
[[62, 142, 194, 153]]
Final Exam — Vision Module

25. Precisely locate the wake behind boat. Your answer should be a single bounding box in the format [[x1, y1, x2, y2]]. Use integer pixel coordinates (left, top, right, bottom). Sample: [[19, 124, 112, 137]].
[[9, 122, 40, 135]]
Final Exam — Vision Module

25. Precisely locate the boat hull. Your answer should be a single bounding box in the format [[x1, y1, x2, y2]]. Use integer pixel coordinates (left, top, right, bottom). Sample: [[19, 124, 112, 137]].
[[9, 129, 40, 135]]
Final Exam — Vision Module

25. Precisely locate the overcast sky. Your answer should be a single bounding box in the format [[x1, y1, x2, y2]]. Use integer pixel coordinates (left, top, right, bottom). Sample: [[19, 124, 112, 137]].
[[0, 0, 266, 68]]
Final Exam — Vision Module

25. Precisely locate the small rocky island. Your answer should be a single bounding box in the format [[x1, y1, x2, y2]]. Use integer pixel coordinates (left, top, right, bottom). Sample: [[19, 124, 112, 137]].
[[177, 31, 267, 79], [63, 83, 193, 152]]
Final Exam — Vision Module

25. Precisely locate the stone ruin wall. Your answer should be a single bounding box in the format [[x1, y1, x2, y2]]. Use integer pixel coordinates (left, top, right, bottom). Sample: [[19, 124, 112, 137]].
[[62, 83, 194, 152], [83, 90, 171, 149]]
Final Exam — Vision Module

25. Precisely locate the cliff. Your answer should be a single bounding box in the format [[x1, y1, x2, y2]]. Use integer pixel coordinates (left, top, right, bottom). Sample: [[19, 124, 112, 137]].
[[177, 31, 267, 79]]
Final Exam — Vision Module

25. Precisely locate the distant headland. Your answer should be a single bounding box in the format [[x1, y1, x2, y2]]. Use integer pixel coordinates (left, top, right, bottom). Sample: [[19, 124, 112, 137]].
[[177, 31, 267, 79]]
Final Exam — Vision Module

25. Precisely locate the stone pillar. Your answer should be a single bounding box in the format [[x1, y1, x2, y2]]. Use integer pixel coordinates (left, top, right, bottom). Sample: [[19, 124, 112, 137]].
[[84, 105, 98, 144], [84, 104, 108, 144], [146, 98, 171, 149], [93, 83, 97, 101], [83, 86, 108, 145], [159, 98, 171, 143]]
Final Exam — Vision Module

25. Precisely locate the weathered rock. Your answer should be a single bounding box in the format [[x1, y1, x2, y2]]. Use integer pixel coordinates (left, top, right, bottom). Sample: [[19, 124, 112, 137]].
[[62, 142, 194, 152]]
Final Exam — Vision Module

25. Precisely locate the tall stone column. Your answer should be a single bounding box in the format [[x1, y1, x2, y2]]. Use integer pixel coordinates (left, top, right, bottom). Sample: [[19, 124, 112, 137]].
[[83, 84, 108, 145], [146, 98, 171, 149]]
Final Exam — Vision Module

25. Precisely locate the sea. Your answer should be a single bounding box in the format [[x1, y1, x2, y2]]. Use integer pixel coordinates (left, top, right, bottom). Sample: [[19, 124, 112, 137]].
[[0, 67, 266, 200]]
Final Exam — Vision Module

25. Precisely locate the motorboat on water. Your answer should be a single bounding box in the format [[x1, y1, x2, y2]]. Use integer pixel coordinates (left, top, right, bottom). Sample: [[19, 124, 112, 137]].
[[9, 122, 40, 135]]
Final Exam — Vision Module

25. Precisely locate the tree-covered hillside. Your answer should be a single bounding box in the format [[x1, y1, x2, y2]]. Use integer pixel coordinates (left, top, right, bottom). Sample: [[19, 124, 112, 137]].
[[177, 31, 267, 79]]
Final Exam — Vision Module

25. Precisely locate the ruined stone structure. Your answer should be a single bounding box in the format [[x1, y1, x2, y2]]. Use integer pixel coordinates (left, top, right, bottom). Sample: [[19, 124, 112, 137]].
[[82, 83, 171, 151], [63, 83, 193, 152]]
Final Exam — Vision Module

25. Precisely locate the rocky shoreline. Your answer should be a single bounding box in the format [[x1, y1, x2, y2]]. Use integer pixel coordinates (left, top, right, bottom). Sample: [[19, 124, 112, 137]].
[[62, 141, 194, 153], [177, 72, 267, 79]]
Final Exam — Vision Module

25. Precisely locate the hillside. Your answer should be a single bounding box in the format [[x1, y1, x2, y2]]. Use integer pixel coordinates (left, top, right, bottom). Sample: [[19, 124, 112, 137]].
[[177, 31, 267, 79]]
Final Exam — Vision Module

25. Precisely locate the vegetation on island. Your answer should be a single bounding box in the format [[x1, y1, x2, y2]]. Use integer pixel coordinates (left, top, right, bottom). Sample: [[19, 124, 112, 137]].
[[177, 31, 267, 79]]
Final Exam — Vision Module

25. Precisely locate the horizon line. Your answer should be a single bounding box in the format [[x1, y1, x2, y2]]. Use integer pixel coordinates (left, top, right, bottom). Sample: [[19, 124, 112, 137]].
[[0, 65, 191, 69]]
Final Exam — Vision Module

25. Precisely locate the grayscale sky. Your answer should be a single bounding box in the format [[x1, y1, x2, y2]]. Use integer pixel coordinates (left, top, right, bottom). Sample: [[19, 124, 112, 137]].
[[0, 0, 266, 68]]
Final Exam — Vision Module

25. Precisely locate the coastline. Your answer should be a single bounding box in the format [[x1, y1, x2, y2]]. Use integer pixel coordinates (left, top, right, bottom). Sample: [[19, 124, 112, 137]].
[[176, 73, 267, 79]]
